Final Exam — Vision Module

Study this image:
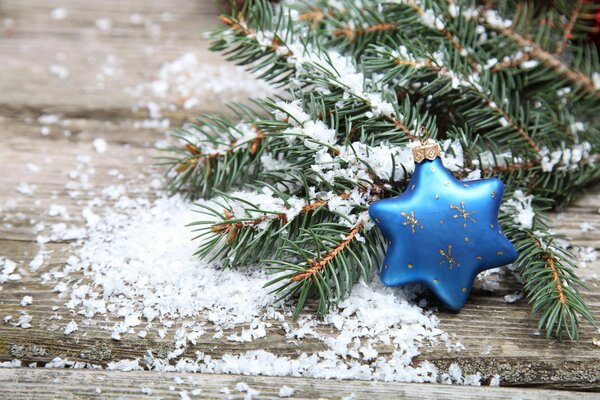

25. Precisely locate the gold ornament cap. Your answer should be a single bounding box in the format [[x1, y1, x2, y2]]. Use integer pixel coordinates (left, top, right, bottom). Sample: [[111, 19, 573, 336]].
[[412, 142, 441, 163]]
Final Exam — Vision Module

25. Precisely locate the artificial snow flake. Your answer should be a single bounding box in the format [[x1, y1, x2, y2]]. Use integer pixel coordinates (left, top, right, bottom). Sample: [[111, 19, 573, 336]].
[[20, 296, 32, 307], [278, 386, 295, 397], [501, 190, 534, 230]]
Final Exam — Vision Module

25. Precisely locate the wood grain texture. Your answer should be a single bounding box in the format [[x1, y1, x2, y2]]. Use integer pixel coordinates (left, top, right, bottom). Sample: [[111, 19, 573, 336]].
[[1, 0, 600, 396], [1, 368, 598, 400]]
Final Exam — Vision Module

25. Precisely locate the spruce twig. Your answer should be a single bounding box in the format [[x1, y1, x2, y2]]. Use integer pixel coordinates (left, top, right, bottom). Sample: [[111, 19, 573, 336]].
[[164, 0, 600, 339]]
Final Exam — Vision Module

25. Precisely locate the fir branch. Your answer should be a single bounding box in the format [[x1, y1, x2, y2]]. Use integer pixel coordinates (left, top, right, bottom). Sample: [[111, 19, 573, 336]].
[[367, 45, 542, 154], [332, 23, 399, 41], [163, 0, 600, 339], [554, 0, 583, 55], [266, 216, 379, 317], [501, 200, 596, 340], [484, 19, 600, 99], [165, 119, 272, 198], [291, 220, 364, 282], [489, 53, 531, 73], [485, 100, 540, 154], [400, 0, 480, 71]]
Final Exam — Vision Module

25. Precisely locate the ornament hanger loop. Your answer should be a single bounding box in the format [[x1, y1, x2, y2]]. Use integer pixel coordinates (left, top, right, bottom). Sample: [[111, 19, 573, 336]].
[[412, 132, 440, 163], [418, 126, 429, 145]]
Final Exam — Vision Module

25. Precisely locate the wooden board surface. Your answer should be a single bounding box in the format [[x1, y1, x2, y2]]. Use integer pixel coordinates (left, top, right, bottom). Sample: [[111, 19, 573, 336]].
[[1, 0, 600, 396], [1, 368, 598, 400]]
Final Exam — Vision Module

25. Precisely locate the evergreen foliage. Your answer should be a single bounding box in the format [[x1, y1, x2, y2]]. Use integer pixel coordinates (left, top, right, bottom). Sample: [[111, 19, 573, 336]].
[[165, 0, 600, 339]]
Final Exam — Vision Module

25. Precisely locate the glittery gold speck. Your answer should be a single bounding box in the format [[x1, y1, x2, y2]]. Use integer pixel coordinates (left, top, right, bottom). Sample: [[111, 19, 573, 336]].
[[439, 244, 459, 270], [401, 210, 424, 234], [450, 201, 476, 228], [407, 263, 414, 269]]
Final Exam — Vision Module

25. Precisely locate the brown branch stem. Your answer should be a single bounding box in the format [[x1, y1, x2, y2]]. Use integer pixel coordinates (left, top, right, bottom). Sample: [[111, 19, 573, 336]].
[[332, 23, 398, 42], [291, 221, 364, 282], [555, 0, 582, 55], [176, 125, 266, 174], [545, 255, 567, 305], [487, 24, 600, 99], [488, 103, 541, 154]]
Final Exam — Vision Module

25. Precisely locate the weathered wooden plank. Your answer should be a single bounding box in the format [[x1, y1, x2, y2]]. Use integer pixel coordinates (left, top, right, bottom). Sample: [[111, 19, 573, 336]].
[[0, 0, 226, 113], [0, 368, 596, 399]]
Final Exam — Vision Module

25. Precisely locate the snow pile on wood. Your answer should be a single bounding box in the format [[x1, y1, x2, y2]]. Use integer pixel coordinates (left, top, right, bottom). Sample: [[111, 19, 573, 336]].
[[33, 174, 466, 382], [126, 52, 274, 115]]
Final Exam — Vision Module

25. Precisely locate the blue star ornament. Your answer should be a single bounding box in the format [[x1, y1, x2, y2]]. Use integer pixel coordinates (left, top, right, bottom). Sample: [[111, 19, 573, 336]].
[[369, 143, 518, 311]]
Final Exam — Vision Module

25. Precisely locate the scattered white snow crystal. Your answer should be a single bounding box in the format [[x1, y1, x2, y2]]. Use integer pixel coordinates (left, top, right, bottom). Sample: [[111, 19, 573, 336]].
[[17, 183, 37, 196], [56, 194, 274, 329], [273, 100, 310, 126], [51, 8, 67, 20], [107, 359, 142, 371], [92, 138, 108, 154], [38, 114, 60, 125], [20, 296, 33, 306], [16, 313, 33, 329], [440, 363, 481, 385], [95, 18, 112, 32], [235, 382, 260, 399], [141, 386, 153, 395], [64, 320, 78, 335], [490, 374, 501, 387], [278, 386, 295, 397], [0, 360, 22, 368], [540, 142, 591, 173], [520, 60, 539, 70], [29, 254, 44, 272], [484, 10, 512, 28], [49, 204, 69, 218], [501, 190, 534, 230], [580, 222, 595, 233], [26, 163, 40, 173], [593, 72, 600, 91], [503, 292, 523, 304], [129, 13, 144, 25], [574, 246, 598, 268], [49, 64, 70, 80], [0, 258, 21, 284]]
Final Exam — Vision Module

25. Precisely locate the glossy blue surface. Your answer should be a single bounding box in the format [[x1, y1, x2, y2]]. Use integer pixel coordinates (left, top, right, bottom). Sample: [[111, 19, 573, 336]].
[[369, 157, 518, 311]]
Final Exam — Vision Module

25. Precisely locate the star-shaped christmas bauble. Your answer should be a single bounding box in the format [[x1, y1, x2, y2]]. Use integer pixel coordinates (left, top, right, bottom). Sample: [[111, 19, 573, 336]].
[[368, 143, 518, 311]]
